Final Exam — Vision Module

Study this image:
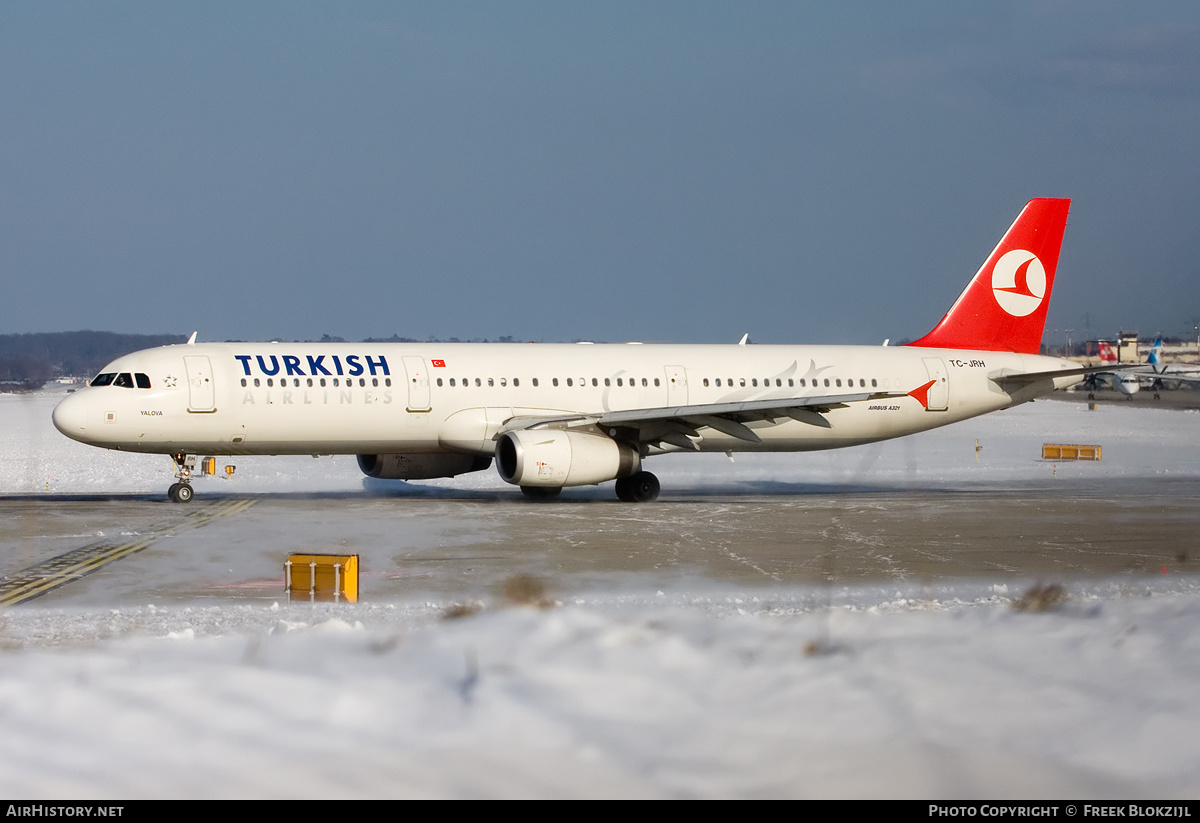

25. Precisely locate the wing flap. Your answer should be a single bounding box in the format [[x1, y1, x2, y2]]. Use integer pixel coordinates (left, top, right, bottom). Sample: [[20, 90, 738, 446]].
[[495, 391, 899, 447], [680, 414, 761, 443]]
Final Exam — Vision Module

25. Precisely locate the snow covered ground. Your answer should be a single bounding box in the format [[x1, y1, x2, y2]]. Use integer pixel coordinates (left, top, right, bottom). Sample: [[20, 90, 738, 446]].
[[2, 388, 1200, 798]]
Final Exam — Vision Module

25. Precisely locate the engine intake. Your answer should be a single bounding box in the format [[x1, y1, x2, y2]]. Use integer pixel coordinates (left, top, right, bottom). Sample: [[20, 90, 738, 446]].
[[495, 429, 640, 487]]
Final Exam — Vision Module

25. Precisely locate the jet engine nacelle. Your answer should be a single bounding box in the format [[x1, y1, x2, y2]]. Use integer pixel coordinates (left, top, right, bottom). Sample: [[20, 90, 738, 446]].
[[357, 453, 492, 480], [495, 429, 641, 487]]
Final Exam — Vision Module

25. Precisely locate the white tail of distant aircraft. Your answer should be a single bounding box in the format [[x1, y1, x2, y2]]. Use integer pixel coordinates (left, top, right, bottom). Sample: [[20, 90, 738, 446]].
[[54, 198, 1106, 502]]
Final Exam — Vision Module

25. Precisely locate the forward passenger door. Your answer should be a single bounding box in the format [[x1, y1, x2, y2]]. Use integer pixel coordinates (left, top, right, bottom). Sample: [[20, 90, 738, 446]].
[[403, 356, 431, 412], [184, 356, 216, 413]]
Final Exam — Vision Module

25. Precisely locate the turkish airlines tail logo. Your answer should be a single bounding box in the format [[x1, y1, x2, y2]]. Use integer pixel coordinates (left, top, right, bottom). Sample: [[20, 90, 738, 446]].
[[905, 198, 1069, 354], [991, 249, 1046, 317]]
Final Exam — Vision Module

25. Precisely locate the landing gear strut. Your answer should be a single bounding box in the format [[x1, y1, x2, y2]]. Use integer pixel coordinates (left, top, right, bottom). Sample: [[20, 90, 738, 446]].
[[168, 453, 197, 503], [615, 471, 660, 503]]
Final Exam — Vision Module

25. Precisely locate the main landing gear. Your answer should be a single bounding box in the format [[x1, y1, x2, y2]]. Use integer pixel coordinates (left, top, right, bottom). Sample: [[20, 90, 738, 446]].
[[614, 471, 660, 503], [518, 470, 662, 503], [168, 453, 197, 503]]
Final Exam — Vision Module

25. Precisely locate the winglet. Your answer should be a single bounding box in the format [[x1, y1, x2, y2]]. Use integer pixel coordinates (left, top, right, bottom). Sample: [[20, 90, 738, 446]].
[[186, 331, 198, 345], [907, 379, 936, 409]]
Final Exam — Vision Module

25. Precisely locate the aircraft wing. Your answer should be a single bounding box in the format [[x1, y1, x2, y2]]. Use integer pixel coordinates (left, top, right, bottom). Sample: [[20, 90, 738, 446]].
[[1146, 369, 1200, 386], [496, 391, 902, 449]]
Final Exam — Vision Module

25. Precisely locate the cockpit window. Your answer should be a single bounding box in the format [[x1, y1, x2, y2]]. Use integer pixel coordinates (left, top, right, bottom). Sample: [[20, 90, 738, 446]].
[[90, 372, 151, 389]]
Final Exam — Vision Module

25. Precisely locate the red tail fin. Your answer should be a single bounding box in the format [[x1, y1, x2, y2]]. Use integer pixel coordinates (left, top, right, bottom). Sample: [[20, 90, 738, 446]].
[[907, 198, 1070, 354]]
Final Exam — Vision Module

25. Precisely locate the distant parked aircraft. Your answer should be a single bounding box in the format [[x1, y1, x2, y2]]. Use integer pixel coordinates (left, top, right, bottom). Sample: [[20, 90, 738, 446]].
[[1079, 341, 1142, 398]]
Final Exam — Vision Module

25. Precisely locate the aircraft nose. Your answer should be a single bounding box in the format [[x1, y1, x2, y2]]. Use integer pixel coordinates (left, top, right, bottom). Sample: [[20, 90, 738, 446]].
[[52, 392, 90, 440]]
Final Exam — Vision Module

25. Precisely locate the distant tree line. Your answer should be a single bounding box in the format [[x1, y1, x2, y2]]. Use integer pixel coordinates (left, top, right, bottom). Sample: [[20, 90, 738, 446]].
[[362, 334, 520, 344], [0, 331, 186, 391], [0, 331, 537, 391]]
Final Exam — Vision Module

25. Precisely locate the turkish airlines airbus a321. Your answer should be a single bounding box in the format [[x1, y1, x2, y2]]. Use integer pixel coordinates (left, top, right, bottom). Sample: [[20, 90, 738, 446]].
[[54, 198, 1105, 503]]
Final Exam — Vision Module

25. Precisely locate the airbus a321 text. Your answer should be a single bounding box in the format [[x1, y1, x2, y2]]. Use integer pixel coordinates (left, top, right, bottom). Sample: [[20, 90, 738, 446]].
[[54, 198, 1111, 503]]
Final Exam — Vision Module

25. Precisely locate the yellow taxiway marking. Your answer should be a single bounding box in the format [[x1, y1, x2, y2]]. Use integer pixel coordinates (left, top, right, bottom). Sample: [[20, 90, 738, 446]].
[[0, 499, 257, 606]]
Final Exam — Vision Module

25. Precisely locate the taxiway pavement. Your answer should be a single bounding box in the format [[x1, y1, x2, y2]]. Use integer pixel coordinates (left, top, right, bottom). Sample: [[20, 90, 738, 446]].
[[4, 476, 1198, 608]]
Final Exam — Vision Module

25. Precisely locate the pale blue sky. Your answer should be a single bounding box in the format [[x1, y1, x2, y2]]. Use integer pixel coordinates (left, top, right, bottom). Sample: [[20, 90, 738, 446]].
[[3, 2, 1199, 345]]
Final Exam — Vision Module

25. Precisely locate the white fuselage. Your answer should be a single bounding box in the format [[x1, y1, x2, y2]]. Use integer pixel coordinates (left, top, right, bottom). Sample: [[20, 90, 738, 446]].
[[52, 341, 1080, 459]]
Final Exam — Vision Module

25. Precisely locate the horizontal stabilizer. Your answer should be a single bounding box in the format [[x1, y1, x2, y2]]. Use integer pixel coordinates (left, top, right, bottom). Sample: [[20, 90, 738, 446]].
[[990, 363, 1140, 389]]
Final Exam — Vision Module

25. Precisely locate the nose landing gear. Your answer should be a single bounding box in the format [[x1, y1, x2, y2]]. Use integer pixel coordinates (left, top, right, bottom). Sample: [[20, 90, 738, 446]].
[[167, 453, 197, 503]]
